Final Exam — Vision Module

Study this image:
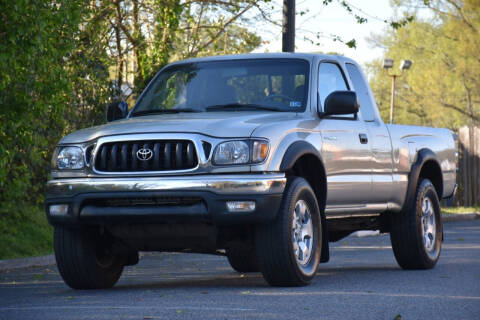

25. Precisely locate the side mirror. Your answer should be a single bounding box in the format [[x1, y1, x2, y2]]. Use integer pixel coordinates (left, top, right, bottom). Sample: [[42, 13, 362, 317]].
[[106, 101, 128, 122], [320, 91, 359, 117]]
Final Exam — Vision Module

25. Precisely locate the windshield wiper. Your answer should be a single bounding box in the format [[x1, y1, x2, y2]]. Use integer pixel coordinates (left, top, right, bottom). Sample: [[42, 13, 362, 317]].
[[206, 103, 283, 112], [131, 108, 200, 117]]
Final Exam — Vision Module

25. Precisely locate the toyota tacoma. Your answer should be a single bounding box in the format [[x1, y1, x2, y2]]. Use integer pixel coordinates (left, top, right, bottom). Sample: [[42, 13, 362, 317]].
[[46, 53, 457, 288]]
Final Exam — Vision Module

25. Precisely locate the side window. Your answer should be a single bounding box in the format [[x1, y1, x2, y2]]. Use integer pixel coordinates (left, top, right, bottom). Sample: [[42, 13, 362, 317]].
[[346, 63, 376, 122], [318, 63, 348, 108]]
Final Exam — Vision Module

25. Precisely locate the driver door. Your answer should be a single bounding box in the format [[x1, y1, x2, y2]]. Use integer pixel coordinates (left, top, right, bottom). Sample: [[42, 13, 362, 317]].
[[316, 62, 373, 209]]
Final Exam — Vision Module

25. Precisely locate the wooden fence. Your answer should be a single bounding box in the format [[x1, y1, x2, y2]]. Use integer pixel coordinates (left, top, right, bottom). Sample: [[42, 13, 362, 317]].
[[457, 126, 480, 207]]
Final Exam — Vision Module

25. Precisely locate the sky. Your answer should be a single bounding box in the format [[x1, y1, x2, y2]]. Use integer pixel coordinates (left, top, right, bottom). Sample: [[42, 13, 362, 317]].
[[253, 0, 397, 66]]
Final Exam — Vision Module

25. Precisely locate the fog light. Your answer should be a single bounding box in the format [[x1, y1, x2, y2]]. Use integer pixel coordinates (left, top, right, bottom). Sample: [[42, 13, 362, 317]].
[[49, 204, 69, 216], [226, 201, 256, 212]]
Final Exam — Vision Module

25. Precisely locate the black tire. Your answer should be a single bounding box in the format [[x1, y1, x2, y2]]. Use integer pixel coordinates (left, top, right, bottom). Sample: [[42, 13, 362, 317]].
[[255, 176, 322, 286], [390, 178, 443, 269], [54, 226, 124, 289], [226, 243, 259, 273]]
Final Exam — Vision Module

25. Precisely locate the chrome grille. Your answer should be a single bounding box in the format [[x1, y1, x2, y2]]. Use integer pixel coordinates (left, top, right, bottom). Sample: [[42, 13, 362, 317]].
[[94, 140, 198, 172]]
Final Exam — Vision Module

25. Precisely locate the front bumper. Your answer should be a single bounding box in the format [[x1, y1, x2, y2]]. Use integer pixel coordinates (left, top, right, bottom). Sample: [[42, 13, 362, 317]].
[[45, 174, 286, 225]]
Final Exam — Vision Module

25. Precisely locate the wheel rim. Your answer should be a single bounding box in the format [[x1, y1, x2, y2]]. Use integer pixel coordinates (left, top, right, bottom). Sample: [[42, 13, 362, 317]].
[[292, 199, 314, 266], [421, 196, 436, 252]]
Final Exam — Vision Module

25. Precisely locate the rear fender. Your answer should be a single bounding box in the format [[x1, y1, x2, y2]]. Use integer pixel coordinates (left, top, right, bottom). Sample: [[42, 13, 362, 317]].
[[402, 148, 442, 213]]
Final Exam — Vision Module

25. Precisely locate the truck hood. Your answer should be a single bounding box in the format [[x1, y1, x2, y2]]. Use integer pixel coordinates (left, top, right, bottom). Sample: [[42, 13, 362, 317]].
[[60, 111, 301, 144]]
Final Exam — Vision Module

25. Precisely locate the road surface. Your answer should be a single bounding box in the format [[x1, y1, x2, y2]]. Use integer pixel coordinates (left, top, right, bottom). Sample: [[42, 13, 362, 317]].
[[0, 220, 479, 319]]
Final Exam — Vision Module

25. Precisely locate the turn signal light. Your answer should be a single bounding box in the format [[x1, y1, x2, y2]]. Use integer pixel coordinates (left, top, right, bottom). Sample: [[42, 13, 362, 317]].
[[226, 201, 256, 212], [252, 141, 269, 163]]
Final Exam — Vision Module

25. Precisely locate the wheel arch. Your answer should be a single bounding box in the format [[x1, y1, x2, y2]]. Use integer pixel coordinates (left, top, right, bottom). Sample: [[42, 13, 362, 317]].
[[402, 148, 443, 212], [279, 141, 330, 262]]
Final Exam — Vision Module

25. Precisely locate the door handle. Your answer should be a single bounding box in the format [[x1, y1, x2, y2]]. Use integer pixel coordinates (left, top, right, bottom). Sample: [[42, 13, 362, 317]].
[[359, 133, 368, 144]]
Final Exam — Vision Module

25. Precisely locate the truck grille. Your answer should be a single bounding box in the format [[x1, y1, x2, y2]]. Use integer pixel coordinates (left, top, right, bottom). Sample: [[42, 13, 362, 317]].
[[94, 140, 198, 172]]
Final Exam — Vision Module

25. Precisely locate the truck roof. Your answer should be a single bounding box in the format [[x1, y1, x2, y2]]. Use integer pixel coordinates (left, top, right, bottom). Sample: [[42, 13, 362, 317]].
[[169, 52, 358, 66]]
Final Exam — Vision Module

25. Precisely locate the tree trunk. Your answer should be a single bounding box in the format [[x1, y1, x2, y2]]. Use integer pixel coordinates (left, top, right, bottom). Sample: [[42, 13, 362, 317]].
[[132, 0, 143, 86], [114, 1, 124, 97]]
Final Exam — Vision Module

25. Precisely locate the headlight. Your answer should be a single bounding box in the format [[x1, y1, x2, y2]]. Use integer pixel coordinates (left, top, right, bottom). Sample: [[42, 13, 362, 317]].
[[213, 140, 269, 165], [53, 146, 85, 169], [213, 141, 249, 165]]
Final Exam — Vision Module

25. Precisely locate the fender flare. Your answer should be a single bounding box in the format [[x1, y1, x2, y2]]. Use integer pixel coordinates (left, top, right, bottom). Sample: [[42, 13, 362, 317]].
[[279, 141, 330, 263], [280, 141, 323, 172], [402, 148, 442, 212]]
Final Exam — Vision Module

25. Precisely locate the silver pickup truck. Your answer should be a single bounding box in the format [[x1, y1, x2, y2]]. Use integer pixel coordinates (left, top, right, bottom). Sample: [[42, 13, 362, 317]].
[[46, 53, 457, 288]]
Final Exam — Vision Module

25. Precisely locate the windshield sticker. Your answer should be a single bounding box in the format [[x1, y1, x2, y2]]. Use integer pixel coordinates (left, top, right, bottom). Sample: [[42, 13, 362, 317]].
[[290, 101, 302, 108]]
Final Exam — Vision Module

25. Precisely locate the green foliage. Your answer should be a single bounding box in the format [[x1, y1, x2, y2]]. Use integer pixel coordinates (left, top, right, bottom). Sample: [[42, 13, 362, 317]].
[[137, 0, 183, 90], [345, 39, 357, 48], [0, 0, 86, 226], [0, 206, 53, 260], [367, 0, 480, 129], [65, 4, 115, 131]]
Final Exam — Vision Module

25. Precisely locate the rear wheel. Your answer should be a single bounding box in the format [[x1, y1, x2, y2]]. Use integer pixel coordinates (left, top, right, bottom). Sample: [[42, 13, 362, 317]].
[[54, 226, 124, 289], [255, 176, 322, 286], [390, 178, 442, 269], [226, 243, 258, 273]]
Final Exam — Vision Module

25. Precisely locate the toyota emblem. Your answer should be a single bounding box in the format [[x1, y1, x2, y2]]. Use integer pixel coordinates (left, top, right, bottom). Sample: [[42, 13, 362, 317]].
[[137, 148, 153, 161]]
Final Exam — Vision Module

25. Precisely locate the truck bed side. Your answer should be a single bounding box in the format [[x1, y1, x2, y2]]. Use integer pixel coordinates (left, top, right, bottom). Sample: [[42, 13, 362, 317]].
[[386, 124, 456, 201]]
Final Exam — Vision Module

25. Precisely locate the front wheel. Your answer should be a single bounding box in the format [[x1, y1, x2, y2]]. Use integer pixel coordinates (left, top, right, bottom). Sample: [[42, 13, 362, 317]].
[[255, 176, 322, 286], [54, 226, 124, 289], [226, 243, 258, 273], [390, 178, 443, 269]]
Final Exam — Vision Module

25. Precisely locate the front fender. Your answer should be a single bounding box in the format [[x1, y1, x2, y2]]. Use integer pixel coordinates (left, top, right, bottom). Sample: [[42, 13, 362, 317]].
[[279, 141, 323, 171]]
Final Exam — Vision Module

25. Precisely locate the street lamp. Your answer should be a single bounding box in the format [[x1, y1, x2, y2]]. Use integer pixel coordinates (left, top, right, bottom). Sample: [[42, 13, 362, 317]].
[[383, 58, 412, 124]]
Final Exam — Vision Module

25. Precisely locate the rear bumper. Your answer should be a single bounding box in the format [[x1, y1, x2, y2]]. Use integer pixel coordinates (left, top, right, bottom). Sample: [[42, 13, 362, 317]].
[[45, 174, 285, 225]]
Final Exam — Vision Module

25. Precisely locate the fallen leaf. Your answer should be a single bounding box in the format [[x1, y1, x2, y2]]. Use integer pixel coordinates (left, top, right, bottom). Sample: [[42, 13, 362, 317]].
[[33, 274, 44, 280]]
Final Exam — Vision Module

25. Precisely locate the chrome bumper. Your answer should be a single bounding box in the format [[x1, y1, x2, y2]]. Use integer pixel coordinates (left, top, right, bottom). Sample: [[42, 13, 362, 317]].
[[46, 174, 286, 198]]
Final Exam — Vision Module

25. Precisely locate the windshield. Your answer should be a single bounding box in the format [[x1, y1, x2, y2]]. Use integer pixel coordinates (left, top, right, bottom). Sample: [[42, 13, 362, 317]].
[[132, 59, 310, 116]]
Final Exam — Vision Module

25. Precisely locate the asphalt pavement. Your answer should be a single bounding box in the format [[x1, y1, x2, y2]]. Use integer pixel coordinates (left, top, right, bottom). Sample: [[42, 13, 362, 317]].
[[0, 220, 479, 320]]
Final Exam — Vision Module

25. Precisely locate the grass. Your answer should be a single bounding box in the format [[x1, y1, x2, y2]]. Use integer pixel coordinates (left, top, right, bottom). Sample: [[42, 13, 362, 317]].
[[0, 206, 53, 260], [441, 206, 480, 215]]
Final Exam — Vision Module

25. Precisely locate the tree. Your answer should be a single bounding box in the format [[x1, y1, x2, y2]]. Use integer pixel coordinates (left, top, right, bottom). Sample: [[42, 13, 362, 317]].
[[173, 3, 261, 59], [0, 0, 86, 229], [367, 0, 480, 129], [65, 2, 116, 131], [88, 0, 270, 101]]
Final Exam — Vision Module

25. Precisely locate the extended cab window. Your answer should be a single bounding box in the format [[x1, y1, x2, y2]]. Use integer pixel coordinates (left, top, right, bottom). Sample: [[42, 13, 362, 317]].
[[346, 63, 376, 122]]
